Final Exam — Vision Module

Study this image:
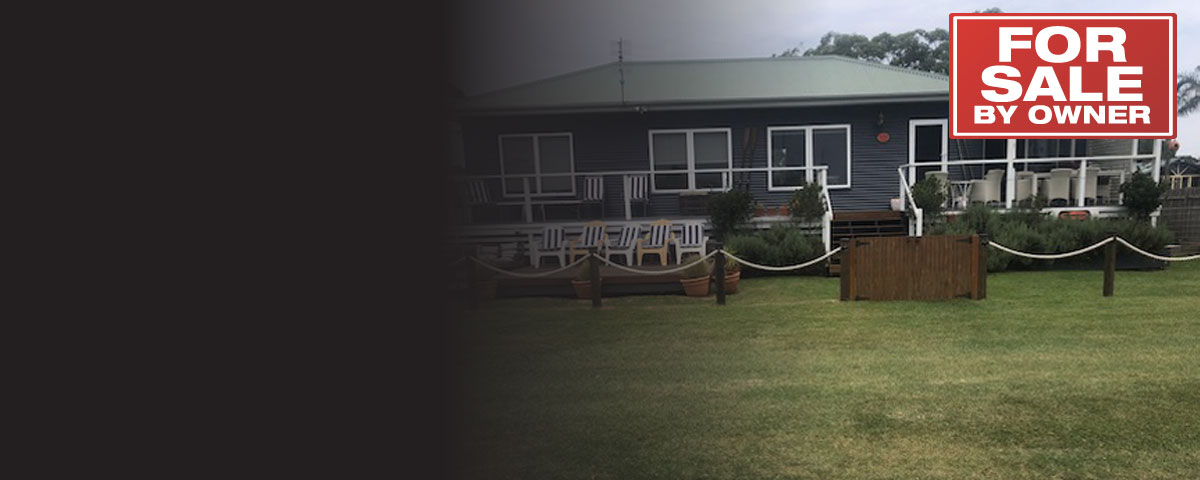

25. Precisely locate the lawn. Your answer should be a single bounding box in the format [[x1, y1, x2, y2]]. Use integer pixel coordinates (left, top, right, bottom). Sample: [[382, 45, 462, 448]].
[[452, 261, 1200, 479]]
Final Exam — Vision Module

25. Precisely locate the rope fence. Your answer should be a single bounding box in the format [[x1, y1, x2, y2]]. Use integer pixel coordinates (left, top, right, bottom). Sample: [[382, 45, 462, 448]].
[[988, 236, 1200, 262], [595, 250, 720, 275], [470, 255, 589, 278], [459, 235, 1194, 305], [723, 247, 842, 272]]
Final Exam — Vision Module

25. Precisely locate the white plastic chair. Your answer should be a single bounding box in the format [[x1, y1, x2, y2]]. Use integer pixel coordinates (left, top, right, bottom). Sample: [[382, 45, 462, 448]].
[[568, 221, 609, 263], [1048, 168, 1074, 206], [674, 223, 709, 265], [528, 226, 566, 268], [606, 225, 641, 265]]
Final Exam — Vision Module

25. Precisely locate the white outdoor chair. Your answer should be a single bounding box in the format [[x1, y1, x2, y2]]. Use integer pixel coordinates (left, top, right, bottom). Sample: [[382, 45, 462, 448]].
[[581, 176, 605, 218], [674, 222, 709, 265], [568, 221, 609, 263], [606, 225, 641, 265], [628, 175, 649, 216], [1082, 166, 1102, 205], [1015, 171, 1035, 205], [983, 169, 1004, 205], [528, 226, 566, 268], [1048, 168, 1074, 206], [463, 179, 491, 222], [968, 179, 991, 205], [637, 219, 674, 266]]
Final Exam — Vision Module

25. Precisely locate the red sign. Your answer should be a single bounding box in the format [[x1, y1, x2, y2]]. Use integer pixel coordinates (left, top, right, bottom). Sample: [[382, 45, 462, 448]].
[[950, 13, 1176, 138]]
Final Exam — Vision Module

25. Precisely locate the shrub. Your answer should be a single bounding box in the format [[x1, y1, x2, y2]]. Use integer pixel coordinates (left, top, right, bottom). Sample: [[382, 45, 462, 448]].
[[911, 176, 947, 219], [725, 226, 825, 276], [706, 190, 754, 240], [1120, 172, 1166, 220], [681, 256, 713, 279], [789, 182, 825, 224], [931, 209, 1175, 272]]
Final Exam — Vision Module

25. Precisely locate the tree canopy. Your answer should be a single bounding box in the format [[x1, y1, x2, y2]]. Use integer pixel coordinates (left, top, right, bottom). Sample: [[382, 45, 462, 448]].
[[1180, 66, 1199, 116], [775, 8, 1002, 75]]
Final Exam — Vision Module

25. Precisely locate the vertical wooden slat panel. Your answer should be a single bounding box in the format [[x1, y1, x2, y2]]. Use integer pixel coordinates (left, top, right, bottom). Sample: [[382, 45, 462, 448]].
[[847, 235, 983, 301]]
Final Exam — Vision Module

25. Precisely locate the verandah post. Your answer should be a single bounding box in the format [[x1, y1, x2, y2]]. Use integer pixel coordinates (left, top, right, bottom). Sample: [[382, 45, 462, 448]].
[[589, 247, 602, 308], [1103, 236, 1116, 297], [712, 240, 725, 306]]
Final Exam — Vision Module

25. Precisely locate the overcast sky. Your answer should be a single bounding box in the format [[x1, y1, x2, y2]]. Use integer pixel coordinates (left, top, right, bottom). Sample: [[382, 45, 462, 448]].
[[452, 0, 1199, 155]]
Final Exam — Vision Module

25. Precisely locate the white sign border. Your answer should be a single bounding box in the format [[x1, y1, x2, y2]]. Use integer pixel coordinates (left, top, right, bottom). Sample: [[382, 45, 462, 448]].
[[951, 14, 1176, 138]]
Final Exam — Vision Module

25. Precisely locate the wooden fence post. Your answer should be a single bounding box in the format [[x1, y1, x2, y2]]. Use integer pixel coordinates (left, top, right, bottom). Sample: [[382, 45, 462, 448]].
[[839, 238, 852, 301], [589, 247, 602, 308], [978, 235, 988, 300], [712, 240, 726, 306], [1103, 236, 1116, 297]]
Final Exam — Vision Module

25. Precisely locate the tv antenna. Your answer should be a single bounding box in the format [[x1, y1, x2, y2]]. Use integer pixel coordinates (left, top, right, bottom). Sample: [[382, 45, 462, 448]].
[[610, 38, 631, 105]]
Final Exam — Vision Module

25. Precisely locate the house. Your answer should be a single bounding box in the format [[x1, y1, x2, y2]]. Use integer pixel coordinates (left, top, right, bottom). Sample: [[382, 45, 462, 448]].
[[451, 55, 1164, 252]]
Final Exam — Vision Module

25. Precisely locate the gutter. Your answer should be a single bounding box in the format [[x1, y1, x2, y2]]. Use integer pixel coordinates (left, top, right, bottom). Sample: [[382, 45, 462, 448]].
[[456, 93, 950, 117]]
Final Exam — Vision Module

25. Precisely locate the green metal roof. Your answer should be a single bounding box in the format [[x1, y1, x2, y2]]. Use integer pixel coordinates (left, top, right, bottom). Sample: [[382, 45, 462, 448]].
[[458, 55, 949, 114]]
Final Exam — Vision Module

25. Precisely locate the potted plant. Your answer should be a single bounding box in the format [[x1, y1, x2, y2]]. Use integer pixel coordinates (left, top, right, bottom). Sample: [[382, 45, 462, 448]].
[[570, 259, 597, 299], [754, 202, 766, 217], [679, 257, 712, 297], [721, 250, 742, 294], [778, 203, 790, 217]]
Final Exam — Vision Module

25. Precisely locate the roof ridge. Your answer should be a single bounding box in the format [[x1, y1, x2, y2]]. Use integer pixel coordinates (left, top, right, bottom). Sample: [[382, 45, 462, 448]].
[[824, 55, 950, 80]]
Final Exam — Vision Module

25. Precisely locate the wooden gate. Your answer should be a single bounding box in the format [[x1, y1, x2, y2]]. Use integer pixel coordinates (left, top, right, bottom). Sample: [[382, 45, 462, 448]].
[[840, 235, 986, 301]]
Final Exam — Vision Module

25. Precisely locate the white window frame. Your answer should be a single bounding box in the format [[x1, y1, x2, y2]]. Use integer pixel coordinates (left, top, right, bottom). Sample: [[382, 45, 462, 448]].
[[908, 118, 948, 186], [498, 132, 576, 197], [766, 124, 852, 191], [647, 128, 733, 193]]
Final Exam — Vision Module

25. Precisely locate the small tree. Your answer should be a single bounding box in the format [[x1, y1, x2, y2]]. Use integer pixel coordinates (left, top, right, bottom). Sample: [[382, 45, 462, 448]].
[[1119, 172, 1166, 220], [789, 182, 825, 224], [706, 190, 754, 240], [910, 176, 947, 220]]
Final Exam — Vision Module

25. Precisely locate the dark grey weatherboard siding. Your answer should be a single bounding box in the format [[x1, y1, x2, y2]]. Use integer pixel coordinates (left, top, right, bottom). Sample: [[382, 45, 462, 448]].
[[460, 101, 954, 213]]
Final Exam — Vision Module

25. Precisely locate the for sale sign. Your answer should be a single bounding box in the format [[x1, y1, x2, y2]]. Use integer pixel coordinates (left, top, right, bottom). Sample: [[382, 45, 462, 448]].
[[950, 13, 1176, 138]]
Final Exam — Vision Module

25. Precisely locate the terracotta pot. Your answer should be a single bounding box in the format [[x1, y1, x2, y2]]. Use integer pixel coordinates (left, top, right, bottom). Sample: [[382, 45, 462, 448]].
[[680, 276, 710, 297], [754, 205, 765, 217], [778, 205, 790, 216], [723, 271, 741, 294], [476, 280, 498, 301], [571, 279, 598, 299]]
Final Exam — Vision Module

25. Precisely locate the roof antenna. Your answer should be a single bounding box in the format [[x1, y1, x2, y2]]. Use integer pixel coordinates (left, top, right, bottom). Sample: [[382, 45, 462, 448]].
[[611, 38, 630, 106]]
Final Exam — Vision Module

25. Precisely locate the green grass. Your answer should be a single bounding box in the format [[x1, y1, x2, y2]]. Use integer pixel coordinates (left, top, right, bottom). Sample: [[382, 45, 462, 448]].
[[454, 261, 1200, 479]]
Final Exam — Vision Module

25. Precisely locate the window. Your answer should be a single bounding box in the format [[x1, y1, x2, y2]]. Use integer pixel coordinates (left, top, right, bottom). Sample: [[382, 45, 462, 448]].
[[499, 133, 574, 196], [767, 125, 851, 190], [648, 128, 731, 192], [1015, 139, 1087, 158]]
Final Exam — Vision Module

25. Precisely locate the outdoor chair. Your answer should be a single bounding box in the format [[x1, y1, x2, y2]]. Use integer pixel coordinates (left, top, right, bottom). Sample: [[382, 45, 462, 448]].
[[606, 224, 641, 265], [983, 169, 1005, 205], [581, 176, 605, 218], [628, 175, 650, 217], [528, 226, 566, 268], [568, 221, 609, 263], [636, 219, 674, 266], [1048, 168, 1074, 206], [1015, 171, 1035, 206], [464, 179, 491, 223], [1082, 166, 1102, 205], [674, 222, 709, 265]]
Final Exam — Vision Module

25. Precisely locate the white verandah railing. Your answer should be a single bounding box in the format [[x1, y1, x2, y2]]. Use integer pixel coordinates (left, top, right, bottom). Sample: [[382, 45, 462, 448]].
[[457, 166, 836, 252], [899, 138, 1163, 235]]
